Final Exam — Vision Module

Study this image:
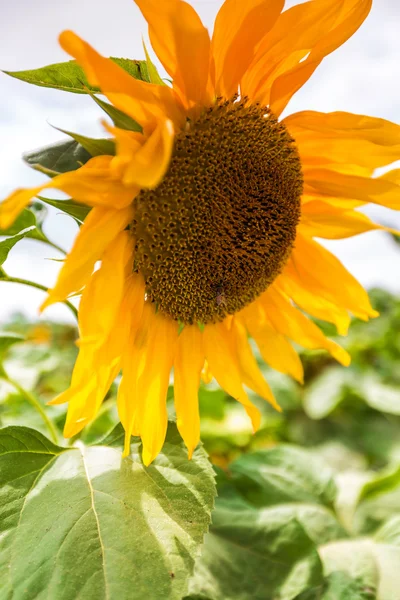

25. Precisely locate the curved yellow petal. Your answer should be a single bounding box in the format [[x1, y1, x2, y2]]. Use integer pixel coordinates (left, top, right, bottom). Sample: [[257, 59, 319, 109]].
[[59, 30, 184, 131], [106, 118, 175, 188], [78, 231, 133, 343], [303, 167, 400, 210], [299, 201, 391, 239], [62, 356, 121, 438], [134, 0, 211, 109], [211, 0, 284, 98], [174, 325, 204, 459], [242, 0, 371, 115], [270, 0, 372, 115], [261, 286, 350, 366], [276, 269, 351, 336], [231, 318, 280, 412], [131, 304, 178, 466], [240, 303, 303, 383], [50, 265, 144, 439], [292, 233, 378, 321], [203, 321, 260, 431], [115, 274, 147, 455], [0, 156, 133, 230], [41, 205, 134, 311], [285, 111, 400, 172]]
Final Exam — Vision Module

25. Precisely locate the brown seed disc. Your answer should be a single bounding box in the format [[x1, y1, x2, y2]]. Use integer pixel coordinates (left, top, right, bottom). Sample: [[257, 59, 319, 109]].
[[132, 98, 303, 325]]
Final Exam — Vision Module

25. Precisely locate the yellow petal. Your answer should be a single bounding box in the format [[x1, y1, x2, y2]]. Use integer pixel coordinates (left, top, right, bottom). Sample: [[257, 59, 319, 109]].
[[211, 0, 284, 98], [59, 30, 184, 131], [78, 231, 133, 343], [292, 232, 378, 321], [106, 118, 174, 188], [303, 167, 400, 210], [41, 205, 134, 310], [59, 272, 145, 438], [299, 201, 391, 239], [0, 156, 133, 230], [276, 270, 351, 336], [174, 325, 205, 458], [231, 318, 280, 412], [129, 304, 178, 466], [62, 357, 121, 438], [203, 321, 260, 431], [115, 274, 147, 455], [285, 111, 400, 173], [261, 286, 350, 366], [134, 0, 212, 109], [242, 0, 371, 115], [201, 360, 213, 385], [240, 303, 304, 383]]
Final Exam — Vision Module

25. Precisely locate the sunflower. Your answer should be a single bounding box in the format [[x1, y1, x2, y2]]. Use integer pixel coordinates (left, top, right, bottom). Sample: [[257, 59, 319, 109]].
[[1, 0, 399, 465]]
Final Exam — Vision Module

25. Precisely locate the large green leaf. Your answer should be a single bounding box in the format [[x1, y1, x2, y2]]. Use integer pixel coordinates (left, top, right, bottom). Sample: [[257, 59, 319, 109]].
[[318, 534, 400, 600], [4, 58, 151, 94], [186, 448, 345, 600], [353, 464, 400, 534], [186, 490, 323, 600], [230, 446, 337, 508], [360, 376, 400, 415], [303, 368, 350, 419], [294, 571, 376, 600], [0, 423, 216, 600]]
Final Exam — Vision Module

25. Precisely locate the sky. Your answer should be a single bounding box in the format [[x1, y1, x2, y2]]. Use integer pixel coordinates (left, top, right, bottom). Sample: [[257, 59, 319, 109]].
[[0, 0, 400, 323]]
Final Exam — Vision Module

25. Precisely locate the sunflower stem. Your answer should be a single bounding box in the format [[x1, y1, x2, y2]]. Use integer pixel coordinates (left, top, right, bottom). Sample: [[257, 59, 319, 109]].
[[0, 273, 78, 320], [3, 375, 59, 444]]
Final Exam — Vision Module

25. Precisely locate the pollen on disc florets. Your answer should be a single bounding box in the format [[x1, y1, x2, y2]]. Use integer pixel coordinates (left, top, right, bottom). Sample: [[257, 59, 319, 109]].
[[131, 98, 303, 325]]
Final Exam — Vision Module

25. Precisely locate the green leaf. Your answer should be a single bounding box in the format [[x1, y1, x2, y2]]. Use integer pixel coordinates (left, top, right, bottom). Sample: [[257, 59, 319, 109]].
[[186, 446, 348, 600], [89, 92, 143, 131], [0, 227, 36, 265], [0, 333, 25, 359], [303, 368, 350, 419], [0, 209, 36, 236], [318, 537, 400, 600], [187, 500, 323, 600], [354, 464, 400, 534], [37, 196, 90, 224], [0, 423, 216, 600], [294, 571, 376, 600], [230, 445, 337, 508], [360, 376, 400, 415], [52, 126, 116, 157], [23, 138, 92, 176], [4, 58, 150, 94]]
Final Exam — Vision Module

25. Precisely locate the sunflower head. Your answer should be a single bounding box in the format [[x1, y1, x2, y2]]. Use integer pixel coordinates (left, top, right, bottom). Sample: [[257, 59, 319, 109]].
[[2, 0, 396, 467], [133, 97, 303, 325]]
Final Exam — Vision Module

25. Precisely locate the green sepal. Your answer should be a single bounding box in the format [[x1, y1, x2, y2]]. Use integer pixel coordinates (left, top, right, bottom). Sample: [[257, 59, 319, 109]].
[[51, 126, 116, 157], [37, 196, 90, 224], [89, 91, 143, 132]]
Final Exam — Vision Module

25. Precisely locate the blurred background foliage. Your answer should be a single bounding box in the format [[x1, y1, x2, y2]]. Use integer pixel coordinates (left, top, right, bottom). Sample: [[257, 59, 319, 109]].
[[1, 287, 400, 598]]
